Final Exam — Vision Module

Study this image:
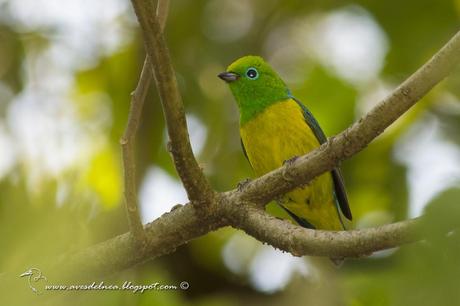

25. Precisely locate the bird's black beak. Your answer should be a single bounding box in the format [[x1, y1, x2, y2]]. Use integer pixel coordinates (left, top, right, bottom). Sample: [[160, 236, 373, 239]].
[[218, 71, 239, 83]]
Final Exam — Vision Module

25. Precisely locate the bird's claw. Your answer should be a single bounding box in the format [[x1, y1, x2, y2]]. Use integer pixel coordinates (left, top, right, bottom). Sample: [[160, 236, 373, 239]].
[[283, 155, 299, 166], [237, 178, 251, 192], [282, 156, 299, 182]]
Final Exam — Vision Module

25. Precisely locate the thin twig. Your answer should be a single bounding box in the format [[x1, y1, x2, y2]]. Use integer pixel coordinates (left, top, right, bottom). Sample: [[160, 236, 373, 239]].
[[120, 61, 150, 241], [120, 0, 170, 240], [130, 0, 215, 205]]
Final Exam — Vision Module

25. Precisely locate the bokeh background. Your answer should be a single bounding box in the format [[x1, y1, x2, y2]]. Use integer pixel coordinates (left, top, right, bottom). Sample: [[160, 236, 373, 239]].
[[0, 0, 460, 305]]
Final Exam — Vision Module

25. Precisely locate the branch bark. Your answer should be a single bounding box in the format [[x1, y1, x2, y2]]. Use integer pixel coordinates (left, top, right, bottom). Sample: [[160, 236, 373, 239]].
[[130, 0, 215, 204]]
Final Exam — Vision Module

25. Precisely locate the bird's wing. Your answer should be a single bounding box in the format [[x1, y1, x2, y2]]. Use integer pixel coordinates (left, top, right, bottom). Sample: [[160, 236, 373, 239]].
[[292, 97, 352, 221], [241, 138, 249, 161], [279, 204, 316, 229]]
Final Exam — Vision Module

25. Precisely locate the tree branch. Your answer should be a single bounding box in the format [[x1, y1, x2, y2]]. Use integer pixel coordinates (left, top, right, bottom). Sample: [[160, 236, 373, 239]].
[[57, 201, 421, 281], [223, 204, 420, 258], [53, 202, 225, 281], [120, 59, 150, 240], [120, 0, 171, 240], [130, 0, 215, 204], [156, 0, 169, 29]]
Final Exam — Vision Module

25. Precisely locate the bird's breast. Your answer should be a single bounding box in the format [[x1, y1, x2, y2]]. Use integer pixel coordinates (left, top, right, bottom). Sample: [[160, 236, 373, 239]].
[[240, 99, 320, 176]]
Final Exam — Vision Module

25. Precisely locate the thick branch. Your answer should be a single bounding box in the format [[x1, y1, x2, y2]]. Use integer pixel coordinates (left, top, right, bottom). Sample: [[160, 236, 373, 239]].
[[130, 0, 214, 204], [57, 201, 421, 280], [120, 0, 170, 240], [228, 30, 460, 205], [53, 203, 225, 281]]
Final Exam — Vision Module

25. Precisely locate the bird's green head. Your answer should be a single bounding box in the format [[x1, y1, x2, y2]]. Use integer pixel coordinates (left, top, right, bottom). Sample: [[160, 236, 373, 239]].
[[218, 55, 289, 125]]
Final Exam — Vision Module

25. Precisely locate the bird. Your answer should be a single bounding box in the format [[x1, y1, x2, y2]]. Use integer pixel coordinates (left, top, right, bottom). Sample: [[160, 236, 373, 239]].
[[218, 55, 352, 232]]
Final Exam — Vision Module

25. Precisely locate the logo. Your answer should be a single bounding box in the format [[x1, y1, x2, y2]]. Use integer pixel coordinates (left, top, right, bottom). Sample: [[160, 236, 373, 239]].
[[20, 268, 47, 294], [18, 268, 189, 294]]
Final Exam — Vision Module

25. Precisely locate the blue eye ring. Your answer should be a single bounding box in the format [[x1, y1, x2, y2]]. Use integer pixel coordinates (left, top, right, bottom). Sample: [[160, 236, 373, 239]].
[[246, 67, 259, 80]]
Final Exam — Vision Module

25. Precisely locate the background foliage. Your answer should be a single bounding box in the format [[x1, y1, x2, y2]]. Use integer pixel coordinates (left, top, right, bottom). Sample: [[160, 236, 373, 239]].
[[0, 0, 459, 305]]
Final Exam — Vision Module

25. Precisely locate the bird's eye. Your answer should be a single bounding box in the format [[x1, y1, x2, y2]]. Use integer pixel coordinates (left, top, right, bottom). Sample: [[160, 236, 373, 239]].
[[246, 67, 259, 80]]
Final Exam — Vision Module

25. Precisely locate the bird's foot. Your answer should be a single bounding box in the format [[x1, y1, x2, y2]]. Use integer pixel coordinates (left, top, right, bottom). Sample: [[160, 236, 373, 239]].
[[282, 156, 299, 182], [283, 155, 299, 166], [237, 178, 251, 192]]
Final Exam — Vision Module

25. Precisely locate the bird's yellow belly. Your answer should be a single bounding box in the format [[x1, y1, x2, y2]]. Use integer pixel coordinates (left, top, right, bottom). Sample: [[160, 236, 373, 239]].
[[240, 99, 342, 230]]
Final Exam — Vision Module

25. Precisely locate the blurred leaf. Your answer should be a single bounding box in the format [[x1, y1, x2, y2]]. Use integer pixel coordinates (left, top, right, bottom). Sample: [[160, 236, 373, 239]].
[[83, 146, 122, 209]]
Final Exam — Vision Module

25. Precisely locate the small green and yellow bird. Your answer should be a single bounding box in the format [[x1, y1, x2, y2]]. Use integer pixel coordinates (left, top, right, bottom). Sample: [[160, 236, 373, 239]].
[[219, 55, 352, 231]]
